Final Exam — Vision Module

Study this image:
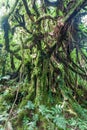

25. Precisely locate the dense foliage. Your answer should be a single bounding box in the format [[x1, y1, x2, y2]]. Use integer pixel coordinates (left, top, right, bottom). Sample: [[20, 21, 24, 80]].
[[0, 0, 87, 129]]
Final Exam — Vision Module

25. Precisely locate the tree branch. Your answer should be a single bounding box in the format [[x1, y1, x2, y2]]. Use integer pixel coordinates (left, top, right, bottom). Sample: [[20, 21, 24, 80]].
[[22, 0, 34, 21]]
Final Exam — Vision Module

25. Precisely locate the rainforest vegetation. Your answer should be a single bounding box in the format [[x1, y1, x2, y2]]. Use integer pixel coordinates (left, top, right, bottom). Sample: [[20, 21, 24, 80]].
[[0, 0, 87, 129]]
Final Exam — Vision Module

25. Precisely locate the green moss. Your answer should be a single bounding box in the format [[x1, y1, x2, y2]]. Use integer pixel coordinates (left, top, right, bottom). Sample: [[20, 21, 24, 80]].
[[19, 91, 35, 108], [14, 109, 29, 127]]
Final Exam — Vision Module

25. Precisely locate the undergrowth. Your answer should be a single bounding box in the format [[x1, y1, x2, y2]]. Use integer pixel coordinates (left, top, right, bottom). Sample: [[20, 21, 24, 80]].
[[0, 82, 87, 130]]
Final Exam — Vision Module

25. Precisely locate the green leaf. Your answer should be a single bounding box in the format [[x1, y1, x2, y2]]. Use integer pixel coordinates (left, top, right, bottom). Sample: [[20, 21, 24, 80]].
[[53, 115, 67, 130]]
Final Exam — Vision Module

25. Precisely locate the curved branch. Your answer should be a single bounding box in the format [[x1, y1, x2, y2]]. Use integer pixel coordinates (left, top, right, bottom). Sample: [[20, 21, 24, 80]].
[[48, 0, 87, 57], [32, 0, 40, 16], [22, 0, 34, 21], [54, 54, 87, 79], [64, 0, 87, 23], [35, 15, 56, 24], [8, 0, 19, 18]]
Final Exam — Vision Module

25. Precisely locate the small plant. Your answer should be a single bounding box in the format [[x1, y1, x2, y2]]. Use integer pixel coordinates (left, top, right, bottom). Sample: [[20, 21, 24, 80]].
[[39, 104, 67, 130], [24, 101, 35, 110]]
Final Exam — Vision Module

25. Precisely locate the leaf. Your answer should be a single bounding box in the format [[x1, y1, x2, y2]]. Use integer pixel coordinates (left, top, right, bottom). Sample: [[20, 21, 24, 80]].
[[53, 115, 67, 130], [59, 10, 64, 16], [25, 101, 34, 110]]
